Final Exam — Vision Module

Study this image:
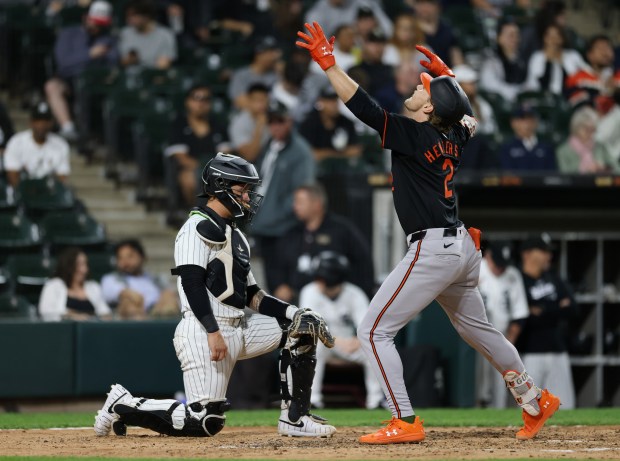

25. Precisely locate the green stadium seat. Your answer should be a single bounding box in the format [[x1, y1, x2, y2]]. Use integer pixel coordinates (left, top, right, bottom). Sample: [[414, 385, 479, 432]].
[[17, 177, 75, 216], [5, 254, 55, 305], [0, 177, 19, 212], [85, 250, 115, 283], [517, 91, 572, 144], [0, 267, 11, 294], [0, 213, 42, 264], [0, 293, 35, 320], [40, 211, 106, 252]]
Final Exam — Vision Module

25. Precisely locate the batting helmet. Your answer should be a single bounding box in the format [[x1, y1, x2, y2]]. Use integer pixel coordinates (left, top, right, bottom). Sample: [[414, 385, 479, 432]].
[[199, 153, 263, 222], [313, 251, 350, 288], [421, 73, 472, 125]]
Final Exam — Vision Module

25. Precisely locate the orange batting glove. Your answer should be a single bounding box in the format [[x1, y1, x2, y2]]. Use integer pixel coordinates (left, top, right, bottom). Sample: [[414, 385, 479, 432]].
[[416, 45, 455, 77], [296, 21, 336, 71]]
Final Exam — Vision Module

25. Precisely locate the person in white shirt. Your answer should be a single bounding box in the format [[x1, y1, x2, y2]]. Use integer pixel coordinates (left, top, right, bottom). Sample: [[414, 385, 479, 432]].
[[39, 247, 112, 322], [3, 102, 70, 187], [525, 23, 586, 96], [300, 251, 384, 409], [476, 241, 529, 408]]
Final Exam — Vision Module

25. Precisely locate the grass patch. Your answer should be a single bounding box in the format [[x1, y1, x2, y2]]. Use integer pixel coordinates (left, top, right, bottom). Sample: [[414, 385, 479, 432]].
[[0, 458, 603, 461], [0, 407, 619, 430]]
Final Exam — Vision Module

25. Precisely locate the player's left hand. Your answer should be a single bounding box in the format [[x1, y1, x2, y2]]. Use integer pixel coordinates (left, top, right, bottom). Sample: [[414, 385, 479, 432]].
[[416, 45, 455, 77], [289, 308, 336, 348], [296, 22, 336, 71]]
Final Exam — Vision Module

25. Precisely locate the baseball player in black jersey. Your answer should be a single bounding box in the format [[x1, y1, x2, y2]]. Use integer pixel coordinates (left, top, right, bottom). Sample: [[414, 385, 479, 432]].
[[94, 153, 336, 438], [297, 22, 561, 444]]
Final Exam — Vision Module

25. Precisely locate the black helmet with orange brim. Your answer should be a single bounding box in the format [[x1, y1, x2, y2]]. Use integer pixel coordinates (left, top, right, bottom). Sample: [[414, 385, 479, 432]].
[[420, 72, 472, 126]]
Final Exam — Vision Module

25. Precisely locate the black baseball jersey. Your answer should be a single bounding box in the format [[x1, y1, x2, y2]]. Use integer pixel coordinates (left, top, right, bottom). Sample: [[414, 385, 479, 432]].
[[518, 270, 576, 353], [345, 87, 472, 235]]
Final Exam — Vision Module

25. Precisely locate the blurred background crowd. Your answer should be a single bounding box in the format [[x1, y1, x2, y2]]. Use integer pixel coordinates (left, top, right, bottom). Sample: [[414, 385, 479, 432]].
[[0, 0, 619, 409]]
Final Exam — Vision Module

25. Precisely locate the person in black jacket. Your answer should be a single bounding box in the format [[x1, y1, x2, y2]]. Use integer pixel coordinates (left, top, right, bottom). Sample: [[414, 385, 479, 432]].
[[518, 234, 577, 409], [272, 183, 375, 303]]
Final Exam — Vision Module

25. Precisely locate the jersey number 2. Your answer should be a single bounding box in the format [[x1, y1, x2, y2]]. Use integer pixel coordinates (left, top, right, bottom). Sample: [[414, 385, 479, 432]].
[[443, 158, 454, 199]]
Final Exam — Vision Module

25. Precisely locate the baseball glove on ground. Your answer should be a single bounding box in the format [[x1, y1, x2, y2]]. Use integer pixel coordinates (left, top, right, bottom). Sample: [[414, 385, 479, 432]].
[[289, 308, 335, 348]]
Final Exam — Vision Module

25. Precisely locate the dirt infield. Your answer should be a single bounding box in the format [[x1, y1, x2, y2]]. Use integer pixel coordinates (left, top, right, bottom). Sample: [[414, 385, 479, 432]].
[[2, 426, 620, 460]]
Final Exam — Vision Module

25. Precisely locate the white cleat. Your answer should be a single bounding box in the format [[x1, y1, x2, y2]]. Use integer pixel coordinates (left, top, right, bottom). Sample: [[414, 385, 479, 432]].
[[94, 384, 132, 436], [277, 410, 336, 438]]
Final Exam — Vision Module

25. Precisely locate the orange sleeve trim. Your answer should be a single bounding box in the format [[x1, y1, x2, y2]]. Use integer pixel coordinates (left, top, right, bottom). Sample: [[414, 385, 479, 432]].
[[381, 110, 388, 148]]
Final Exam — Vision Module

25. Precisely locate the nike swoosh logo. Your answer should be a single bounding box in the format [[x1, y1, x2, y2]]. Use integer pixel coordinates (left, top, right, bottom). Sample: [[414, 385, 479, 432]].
[[444, 243, 454, 248], [279, 419, 304, 428], [108, 393, 128, 413]]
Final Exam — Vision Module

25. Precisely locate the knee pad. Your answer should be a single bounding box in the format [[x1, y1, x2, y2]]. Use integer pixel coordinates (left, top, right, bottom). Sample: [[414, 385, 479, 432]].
[[198, 400, 230, 437], [115, 399, 182, 436]]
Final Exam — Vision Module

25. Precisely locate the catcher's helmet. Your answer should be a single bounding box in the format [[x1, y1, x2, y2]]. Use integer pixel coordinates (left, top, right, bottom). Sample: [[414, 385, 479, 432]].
[[421, 73, 472, 125], [199, 153, 263, 222], [313, 251, 350, 287]]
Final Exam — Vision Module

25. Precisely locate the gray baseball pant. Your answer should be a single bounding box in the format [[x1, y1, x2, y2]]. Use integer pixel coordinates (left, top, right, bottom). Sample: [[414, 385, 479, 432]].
[[358, 226, 525, 418]]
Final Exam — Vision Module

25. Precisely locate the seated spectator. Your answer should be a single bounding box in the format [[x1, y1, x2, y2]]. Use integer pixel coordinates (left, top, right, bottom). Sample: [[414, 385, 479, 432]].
[[476, 241, 529, 408], [228, 83, 271, 162], [566, 35, 620, 115], [375, 61, 420, 114], [119, 0, 177, 69], [298, 87, 362, 164], [520, 0, 568, 62], [348, 28, 396, 102], [273, 183, 374, 302], [309, 24, 359, 75], [595, 88, 620, 171], [524, 23, 586, 96], [44, 1, 117, 142], [303, 251, 384, 410], [101, 239, 178, 319], [479, 18, 528, 103], [0, 100, 15, 156], [413, 0, 464, 68], [3, 102, 70, 187], [499, 105, 556, 171], [556, 106, 615, 173], [304, 0, 393, 39], [354, 5, 393, 44], [271, 61, 306, 115], [227, 36, 281, 110], [382, 12, 427, 73], [453, 64, 497, 136], [164, 84, 229, 206], [251, 102, 316, 294], [39, 247, 112, 322]]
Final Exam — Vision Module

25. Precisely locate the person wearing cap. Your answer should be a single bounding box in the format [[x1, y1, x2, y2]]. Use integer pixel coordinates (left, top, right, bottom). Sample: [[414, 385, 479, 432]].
[[519, 234, 577, 409], [452, 64, 497, 136], [477, 241, 529, 408], [298, 86, 362, 166], [3, 102, 70, 187], [119, 0, 177, 69], [228, 36, 282, 110], [44, 0, 117, 141], [299, 250, 384, 410], [250, 100, 315, 294], [498, 105, 557, 172], [297, 21, 561, 444], [348, 27, 395, 101]]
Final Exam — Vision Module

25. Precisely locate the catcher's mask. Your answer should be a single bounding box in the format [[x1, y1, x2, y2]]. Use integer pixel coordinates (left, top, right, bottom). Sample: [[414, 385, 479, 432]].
[[313, 251, 349, 288], [199, 153, 263, 223]]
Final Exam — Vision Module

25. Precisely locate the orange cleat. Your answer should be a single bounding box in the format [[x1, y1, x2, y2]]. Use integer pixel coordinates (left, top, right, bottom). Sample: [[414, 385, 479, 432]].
[[516, 389, 561, 440], [359, 416, 425, 444]]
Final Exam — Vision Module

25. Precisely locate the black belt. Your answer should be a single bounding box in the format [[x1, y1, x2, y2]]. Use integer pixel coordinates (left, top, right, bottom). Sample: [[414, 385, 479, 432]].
[[409, 227, 458, 244]]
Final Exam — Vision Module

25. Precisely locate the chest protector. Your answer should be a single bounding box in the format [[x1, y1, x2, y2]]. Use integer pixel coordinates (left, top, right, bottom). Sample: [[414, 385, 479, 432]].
[[205, 226, 251, 309]]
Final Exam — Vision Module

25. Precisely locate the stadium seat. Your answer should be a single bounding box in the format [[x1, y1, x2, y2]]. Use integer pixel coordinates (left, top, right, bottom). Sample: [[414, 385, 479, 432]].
[[85, 250, 115, 283], [40, 211, 107, 252], [5, 254, 55, 305], [0, 267, 11, 294], [17, 177, 76, 216], [517, 91, 572, 144], [0, 293, 35, 320], [0, 213, 42, 264], [0, 176, 19, 213], [132, 112, 177, 205]]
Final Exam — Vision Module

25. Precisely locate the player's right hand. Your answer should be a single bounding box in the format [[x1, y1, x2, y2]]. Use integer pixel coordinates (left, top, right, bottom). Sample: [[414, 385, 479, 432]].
[[296, 22, 336, 71], [208, 331, 228, 361], [416, 45, 455, 78]]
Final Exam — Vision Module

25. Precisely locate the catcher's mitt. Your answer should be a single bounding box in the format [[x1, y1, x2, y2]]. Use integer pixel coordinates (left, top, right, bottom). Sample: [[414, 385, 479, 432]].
[[289, 308, 335, 348]]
